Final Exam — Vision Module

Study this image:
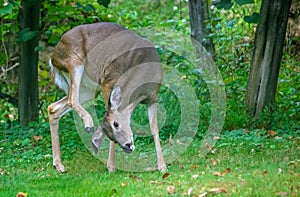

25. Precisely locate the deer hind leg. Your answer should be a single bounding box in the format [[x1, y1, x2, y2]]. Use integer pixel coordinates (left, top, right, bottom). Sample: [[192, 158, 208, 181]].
[[147, 103, 167, 172], [68, 65, 94, 132], [107, 141, 116, 172], [48, 96, 71, 172]]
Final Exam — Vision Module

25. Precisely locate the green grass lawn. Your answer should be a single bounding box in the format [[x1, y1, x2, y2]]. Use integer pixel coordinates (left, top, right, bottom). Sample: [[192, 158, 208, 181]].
[[1, 127, 299, 197]]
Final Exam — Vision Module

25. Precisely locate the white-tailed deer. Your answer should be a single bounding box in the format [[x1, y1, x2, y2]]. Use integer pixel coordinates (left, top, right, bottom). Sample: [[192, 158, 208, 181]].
[[48, 22, 166, 173]]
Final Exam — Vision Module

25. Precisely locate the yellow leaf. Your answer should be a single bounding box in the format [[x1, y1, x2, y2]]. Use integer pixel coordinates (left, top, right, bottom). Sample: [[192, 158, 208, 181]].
[[16, 192, 28, 197], [166, 185, 176, 194], [121, 182, 128, 187]]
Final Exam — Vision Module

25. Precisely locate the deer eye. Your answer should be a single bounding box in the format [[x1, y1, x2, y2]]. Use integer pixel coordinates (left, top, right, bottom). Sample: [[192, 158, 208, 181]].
[[113, 121, 119, 128]]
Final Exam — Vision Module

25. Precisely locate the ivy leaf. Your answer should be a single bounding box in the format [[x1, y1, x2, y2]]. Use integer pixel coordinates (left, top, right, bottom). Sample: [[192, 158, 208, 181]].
[[35, 46, 44, 52], [83, 4, 96, 13], [236, 0, 254, 6], [0, 3, 13, 15], [213, 0, 234, 10], [97, 0, 111, 8], [244, 12, 260, 24], [17, 28, 37, 44]]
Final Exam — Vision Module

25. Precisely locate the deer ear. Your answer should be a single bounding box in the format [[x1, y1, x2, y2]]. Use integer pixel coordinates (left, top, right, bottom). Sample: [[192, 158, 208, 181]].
[[92, 126, 105, 154], [110, 85, 122, 110]]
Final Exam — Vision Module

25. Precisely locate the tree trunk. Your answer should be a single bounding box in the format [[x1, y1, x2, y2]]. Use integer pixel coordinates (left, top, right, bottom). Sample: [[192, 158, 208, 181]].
[[245, 0, 292, 119], [188, 0, 215, 56], [18, 0, 41, 125]]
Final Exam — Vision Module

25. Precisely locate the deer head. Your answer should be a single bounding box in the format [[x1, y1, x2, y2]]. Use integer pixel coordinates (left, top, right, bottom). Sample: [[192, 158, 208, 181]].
[[92, 85, 135, 154]]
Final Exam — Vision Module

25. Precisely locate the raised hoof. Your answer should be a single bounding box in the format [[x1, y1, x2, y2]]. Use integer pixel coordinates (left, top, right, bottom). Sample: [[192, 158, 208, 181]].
[[85, 127, 94, 133], [92, 142, 98, 154]]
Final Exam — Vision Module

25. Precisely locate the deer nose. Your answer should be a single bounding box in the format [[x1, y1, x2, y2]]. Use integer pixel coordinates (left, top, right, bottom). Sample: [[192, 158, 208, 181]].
[[122, 141, 135, 153]]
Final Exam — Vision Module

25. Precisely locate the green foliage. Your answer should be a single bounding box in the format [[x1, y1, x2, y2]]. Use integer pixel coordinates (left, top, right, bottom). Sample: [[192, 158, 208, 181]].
[[244, 12, 260, 23], [1, 0, 298, 134], [0, 2, 14, 15], [236, 0, 254, 6], [213, 0, 234, 10], [213, 0, 260, 24], [17, 28, 37, 43], [97, 0, 111, 8]]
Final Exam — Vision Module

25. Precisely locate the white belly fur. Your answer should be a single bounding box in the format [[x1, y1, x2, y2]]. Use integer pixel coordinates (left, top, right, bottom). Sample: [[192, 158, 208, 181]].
[[49, 59, 100, 104]]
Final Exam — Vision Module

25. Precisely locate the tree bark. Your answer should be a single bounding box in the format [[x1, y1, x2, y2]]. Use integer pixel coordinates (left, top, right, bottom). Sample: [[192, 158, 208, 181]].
[[18, 0, 41, 125], [188, 0, 215, 56], [245, 0, 292, 119]]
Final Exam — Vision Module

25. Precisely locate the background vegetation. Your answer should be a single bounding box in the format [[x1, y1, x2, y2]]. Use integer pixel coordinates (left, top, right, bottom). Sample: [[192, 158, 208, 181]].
[[0, 0, 299, 196]]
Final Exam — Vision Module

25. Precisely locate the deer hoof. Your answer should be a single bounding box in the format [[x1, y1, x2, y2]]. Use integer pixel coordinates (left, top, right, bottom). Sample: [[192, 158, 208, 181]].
[[85, 127, 94, 133], [158, 164, 167, 173], [53, 163, 65, 173], [107, 165, 116, 173]]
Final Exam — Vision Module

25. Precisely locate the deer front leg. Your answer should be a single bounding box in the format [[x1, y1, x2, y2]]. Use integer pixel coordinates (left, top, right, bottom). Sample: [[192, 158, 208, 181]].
[[48, 96, 71, 172], [68, 65, 94, 132], [107, 141, 116, 172], [147, 103, 167, 172]]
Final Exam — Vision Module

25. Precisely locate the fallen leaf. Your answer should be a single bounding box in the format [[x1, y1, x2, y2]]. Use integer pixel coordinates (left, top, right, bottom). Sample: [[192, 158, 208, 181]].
[[121, 182, 128, 187], [16, 192, 28, 197], [210, 159, 220, 166], [162, 172, 171, 179], [187, 187, 192, 196], [181, 75, 187, 79], [0, 168, 4, 175], [199, 191, 208, 197], [204, 143, 213, 149], [223, 168, 231, 173], [274, 191, 288, 196], [166, 185, 176, 195], [210, 148, 217, 154], [287, 136, 294, 140], [33, 135, 43, 142], [288, 161, 297, 169], [209, 187, 227, 194], [213, 168, 230, 176], [275, 136, 282, 140], [129, 174, 142, 182], [190, 164, 199, 169], [213, 171, 222, 176], [267, 130, 277, 138], [213, 136, 221, 140], [5, 113, 14, 119], [263, 170, 268, 175]]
